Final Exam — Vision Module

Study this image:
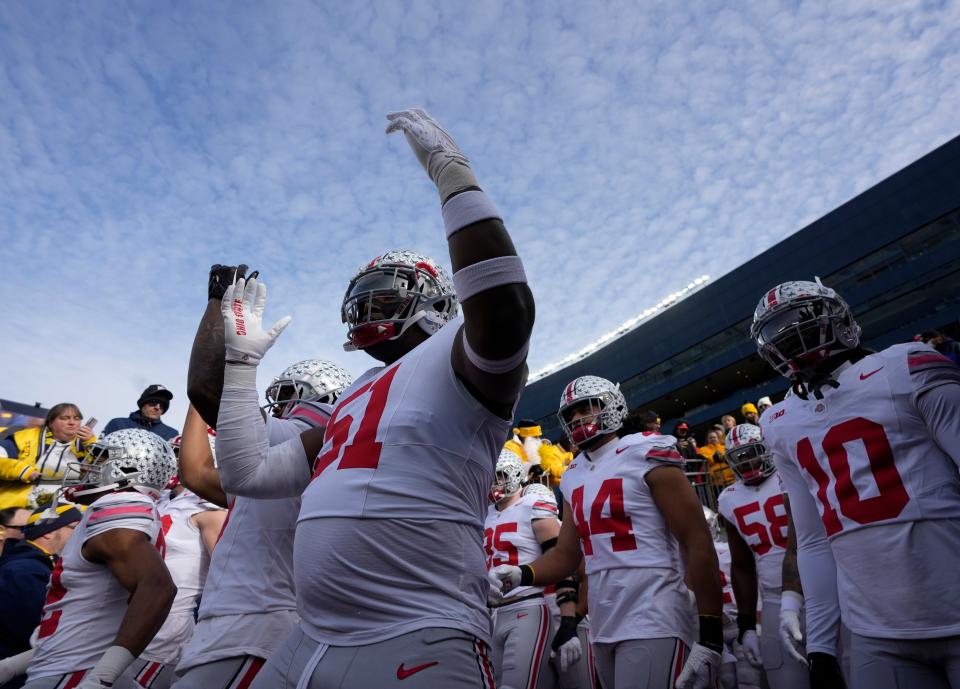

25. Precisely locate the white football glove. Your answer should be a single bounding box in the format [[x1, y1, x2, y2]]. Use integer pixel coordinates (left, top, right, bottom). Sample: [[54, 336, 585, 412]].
[[486, 576, 504, 606], [488, 564, 522, 594], [676, 643, 722, 689], [78, 646, 135, 688], [386, 108, 477, 200], [221, 277, 292, 366], [734, 629, 762, 667], [0, 648, 33, 684], [779, 591, 808, 665], [557, 635, 582, 672]]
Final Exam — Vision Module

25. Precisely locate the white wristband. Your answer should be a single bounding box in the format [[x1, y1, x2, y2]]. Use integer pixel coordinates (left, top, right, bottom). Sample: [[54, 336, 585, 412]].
[[780, 590, 804, 614], [89, 645, 135, 684], [442, 190, 501, 237], [452, 255, 527, 302], [2, 648, 34, 677], [224, 362, 258, 388]]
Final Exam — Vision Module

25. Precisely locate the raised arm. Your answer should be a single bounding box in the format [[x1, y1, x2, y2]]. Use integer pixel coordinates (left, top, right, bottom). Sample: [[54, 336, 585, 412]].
[[187, 264, 249, 428], [215, 275, 322, 498], [178, 405, 227, 508], [386, 109, 534, 418]]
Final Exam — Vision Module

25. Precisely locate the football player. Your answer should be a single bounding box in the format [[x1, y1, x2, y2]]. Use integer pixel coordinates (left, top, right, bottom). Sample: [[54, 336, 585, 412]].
[[211, 108, 534, 688], [264, 359, 355, 419], [718, 424, 809, 688], [751, 279, 960, 689], [522, 481, 597, 689], [486, 450, 580, 689], [115, 425, 226, 689], [490, 376, 724, 689], [172, 268, 342, 689], [0, 429, 177, 689]]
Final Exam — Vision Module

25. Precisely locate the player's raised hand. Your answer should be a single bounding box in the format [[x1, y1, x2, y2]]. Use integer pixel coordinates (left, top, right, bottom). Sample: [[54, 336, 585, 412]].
[[386, 108, 477, 201], [221, 276, 291, 365], [208, 263, 250, 301]]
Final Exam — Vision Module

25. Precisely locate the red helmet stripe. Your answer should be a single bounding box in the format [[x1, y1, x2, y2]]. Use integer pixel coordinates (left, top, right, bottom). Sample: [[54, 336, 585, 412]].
[[766, 289, 778, 307]]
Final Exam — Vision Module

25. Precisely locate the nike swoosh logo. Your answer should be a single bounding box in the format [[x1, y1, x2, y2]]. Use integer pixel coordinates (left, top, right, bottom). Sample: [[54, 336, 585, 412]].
[[517, 613, 528, 618], [860, 367, 884, 380], [397, 662, 439, 680], [615, 447, 627, 454]]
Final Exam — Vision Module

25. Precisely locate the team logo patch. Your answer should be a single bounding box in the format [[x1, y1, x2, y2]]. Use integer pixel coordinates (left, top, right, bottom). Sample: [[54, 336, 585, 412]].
[[815, 403, 825, 413]]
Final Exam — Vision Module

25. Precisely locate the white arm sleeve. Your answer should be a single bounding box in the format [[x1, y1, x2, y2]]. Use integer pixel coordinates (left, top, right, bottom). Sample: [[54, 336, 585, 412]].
[[216, 383, 312, 498], [775, 448, 842, 656], [913, 365, 960, 471]]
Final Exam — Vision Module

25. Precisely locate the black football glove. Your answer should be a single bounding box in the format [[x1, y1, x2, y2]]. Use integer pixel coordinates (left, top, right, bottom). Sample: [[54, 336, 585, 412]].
[[208, 264, 251, 301], [808, 652, 846, 689]]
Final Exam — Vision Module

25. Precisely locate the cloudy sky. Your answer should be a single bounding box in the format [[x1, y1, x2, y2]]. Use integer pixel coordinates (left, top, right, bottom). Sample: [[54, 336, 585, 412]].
[[2, 0, 959, 430]]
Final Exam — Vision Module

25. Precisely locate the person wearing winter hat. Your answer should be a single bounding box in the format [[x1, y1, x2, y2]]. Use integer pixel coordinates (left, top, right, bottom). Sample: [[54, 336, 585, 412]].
[[103, 385, 180, 441], [740, 403, 760, 425], [756, 397, 773, 416], [0, 504, 83, 659]]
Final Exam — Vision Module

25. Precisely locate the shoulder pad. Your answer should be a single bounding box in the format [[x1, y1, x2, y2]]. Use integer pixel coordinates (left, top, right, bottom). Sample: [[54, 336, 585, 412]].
[[282, 400, 332, 429], [904, 344, 956, 376]]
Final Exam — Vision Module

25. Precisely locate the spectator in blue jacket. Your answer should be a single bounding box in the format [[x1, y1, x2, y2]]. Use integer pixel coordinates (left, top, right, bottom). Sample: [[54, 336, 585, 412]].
[[102, 384, 179, 441], [0, 504, 82, 661]]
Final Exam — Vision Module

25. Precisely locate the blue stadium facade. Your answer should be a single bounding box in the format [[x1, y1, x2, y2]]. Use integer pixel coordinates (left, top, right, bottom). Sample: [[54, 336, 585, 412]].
[[517, 135, 960, 439]]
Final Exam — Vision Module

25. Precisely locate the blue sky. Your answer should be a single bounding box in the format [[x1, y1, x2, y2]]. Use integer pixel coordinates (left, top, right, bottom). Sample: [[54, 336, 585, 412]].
[[2, 0, 959, 431]]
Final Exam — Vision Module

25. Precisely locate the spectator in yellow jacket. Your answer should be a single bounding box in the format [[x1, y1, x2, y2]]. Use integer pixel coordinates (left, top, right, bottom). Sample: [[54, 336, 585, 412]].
[[0, 403, 97, 509], [697, 429, 735, 487]]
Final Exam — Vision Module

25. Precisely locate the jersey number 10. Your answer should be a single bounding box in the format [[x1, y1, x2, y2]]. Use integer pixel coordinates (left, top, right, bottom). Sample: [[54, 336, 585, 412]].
[[796, 417, 909, 537]]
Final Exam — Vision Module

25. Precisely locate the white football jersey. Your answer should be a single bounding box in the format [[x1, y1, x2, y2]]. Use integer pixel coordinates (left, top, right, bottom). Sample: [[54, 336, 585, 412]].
[[142, 490, 223, 664], [559, 433, 695, 644], [763, 343, 960, 639], [296, 319, 511, 646], [717, 474, 788, 599], [27, 491, 161, 681], [177, 415, 310, 671], [485, 492, 559, 600]]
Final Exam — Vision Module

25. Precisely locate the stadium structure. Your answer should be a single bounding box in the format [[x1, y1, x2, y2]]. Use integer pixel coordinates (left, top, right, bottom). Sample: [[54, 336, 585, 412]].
[[517, 135, 960, 439]]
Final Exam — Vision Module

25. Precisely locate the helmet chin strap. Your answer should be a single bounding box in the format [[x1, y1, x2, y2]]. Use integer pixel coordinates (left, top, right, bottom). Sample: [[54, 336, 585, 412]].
[[344, 310, 432, 352], [66, 480, 125, 501]]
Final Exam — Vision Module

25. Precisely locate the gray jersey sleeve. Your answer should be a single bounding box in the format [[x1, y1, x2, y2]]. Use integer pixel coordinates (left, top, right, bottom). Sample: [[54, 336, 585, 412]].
[[771, 439, 842, 656], [216, 384, 312, 498], [912, 355, 960, 471]]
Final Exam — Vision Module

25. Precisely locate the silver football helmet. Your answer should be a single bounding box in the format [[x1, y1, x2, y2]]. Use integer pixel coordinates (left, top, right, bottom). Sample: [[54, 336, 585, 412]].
[[491, 448, 525, 504], [522, 482, 557, 505], [750, 279, 861, 380], [265, 359, 355, 416], [341, 250, 458, 351], [64, 428, 177, 502], [557, 376, 628, 446], [725, 423, 775, 486], [704, 506, 724, 541]]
